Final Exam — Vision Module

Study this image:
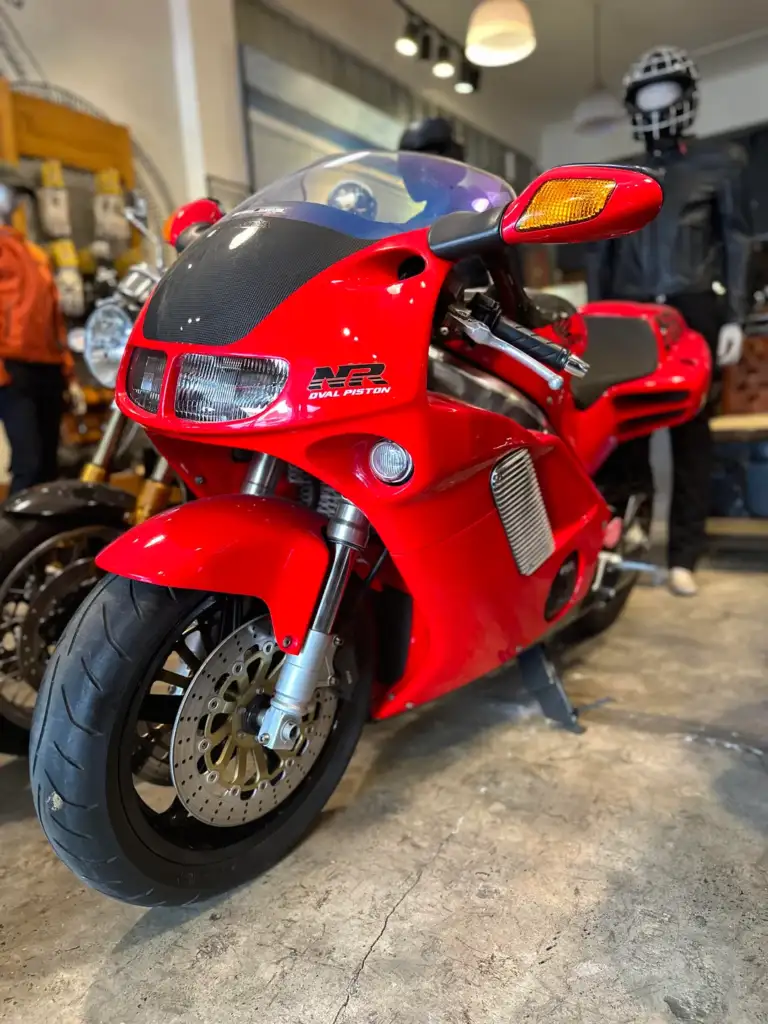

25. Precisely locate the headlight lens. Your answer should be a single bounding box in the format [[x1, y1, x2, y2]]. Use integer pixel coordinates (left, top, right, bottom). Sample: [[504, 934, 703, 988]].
[[84, 301, 133, 387], [174, 353, 289, 423], [127, 348, 167, 413]]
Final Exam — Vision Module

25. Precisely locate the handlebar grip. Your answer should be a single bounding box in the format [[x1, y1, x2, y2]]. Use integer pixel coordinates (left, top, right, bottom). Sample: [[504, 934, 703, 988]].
[[492, 315, 571, 372]]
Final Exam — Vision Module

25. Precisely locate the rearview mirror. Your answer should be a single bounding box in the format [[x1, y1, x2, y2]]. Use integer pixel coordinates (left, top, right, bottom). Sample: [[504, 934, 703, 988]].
[[164, 197, 225, 253], [500, 164, 663, 245]]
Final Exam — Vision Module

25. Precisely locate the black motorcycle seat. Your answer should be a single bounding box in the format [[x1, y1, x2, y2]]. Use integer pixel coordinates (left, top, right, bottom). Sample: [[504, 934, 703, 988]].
[[572, 314, 659, 409]]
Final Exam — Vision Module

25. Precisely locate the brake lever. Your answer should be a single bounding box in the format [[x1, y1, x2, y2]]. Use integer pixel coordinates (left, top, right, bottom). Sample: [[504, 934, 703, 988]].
[[447, 307, 565, 392]]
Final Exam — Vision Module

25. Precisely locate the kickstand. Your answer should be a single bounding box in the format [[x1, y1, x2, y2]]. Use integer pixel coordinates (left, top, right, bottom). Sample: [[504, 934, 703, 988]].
[[517, 644, 585, 734]]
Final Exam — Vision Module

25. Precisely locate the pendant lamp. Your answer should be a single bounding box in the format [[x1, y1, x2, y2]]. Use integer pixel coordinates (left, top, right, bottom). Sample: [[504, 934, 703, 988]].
[[465, 0, 536, 67]]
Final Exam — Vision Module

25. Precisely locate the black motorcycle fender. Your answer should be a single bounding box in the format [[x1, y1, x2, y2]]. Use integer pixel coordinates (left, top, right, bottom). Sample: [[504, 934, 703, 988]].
[[3, 480, 135, 522]]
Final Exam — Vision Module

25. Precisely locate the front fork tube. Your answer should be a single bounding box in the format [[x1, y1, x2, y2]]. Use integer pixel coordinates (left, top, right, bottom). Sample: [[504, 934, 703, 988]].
[[80, 406, 126, 484], [131, 455, 176, 525], [243, 454, 369, 752]]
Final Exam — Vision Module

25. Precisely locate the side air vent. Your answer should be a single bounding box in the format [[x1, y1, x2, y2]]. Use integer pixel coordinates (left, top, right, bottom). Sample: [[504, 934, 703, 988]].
[[491, 449, 555, 576]]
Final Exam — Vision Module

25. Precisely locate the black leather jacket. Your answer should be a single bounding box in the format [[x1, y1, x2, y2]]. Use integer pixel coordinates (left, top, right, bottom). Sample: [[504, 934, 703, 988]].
[[587, 139, 751, 322]]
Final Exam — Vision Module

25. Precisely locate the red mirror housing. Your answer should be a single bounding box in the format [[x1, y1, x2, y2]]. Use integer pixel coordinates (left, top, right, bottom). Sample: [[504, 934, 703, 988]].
[[500, 164, 663, 245], [164, 197, 225, 252]]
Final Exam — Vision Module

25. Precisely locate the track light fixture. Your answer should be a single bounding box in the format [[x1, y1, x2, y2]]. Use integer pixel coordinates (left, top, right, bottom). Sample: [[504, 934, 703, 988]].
[[419, 29, 432, 62], [393, 1, 481, 94], [455, 61, 480, 94], [395, 15, 420, 57], [433, 40, 456, 78]]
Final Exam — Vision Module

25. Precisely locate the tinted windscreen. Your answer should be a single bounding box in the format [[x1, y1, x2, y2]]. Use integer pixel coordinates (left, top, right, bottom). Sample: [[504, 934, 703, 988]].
[[232, 150, 514, 240]]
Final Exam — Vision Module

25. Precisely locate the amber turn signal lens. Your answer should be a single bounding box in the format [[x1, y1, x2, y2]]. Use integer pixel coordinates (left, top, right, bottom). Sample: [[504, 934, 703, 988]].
[[516, 178, 616, 232], [162, 213, 175, 244]]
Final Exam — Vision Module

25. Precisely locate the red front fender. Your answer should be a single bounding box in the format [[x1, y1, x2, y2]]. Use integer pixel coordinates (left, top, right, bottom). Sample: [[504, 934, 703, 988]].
[[96, 495, 329, 654]]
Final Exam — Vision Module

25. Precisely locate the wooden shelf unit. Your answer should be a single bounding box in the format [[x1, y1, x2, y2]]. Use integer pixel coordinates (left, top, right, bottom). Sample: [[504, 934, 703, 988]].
[[709, 412, 768, 541], [710, 412, 768, 441]]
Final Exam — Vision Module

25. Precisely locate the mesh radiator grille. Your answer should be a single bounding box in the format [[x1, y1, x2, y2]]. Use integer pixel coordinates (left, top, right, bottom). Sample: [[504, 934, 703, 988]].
[[490, 449, 555, 576]]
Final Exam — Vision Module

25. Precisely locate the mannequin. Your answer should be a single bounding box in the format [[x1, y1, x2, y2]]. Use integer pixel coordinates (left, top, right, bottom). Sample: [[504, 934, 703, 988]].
[[587, 47, 750, 596], [0, 164, 83, 493]]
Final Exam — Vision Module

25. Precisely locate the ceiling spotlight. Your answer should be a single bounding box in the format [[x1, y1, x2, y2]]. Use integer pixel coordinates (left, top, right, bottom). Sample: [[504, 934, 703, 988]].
[[395, 16, 420, 57], [433, 40, 456, 78], [455, 61, 480, 94], [419, 29, 433, 62], [465, 0, 536, 67]]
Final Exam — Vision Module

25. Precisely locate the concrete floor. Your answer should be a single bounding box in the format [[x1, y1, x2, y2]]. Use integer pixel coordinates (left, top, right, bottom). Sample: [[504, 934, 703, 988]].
[[1, 564, 767, 1024]]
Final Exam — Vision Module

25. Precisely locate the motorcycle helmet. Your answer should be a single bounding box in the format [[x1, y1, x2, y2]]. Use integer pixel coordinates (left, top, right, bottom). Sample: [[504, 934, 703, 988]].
[[327, 180, 378, 220], [398, 150, 468, 212], [398, 116, 465, 162], [623, 46, 699, 142]]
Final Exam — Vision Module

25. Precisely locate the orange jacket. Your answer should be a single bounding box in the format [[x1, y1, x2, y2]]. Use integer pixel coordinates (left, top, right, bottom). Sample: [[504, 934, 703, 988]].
[[0, 226, 73, 386]]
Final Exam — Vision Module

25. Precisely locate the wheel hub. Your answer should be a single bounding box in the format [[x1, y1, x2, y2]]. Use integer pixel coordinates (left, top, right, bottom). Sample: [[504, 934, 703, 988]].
[[170, 617, 337, 827]]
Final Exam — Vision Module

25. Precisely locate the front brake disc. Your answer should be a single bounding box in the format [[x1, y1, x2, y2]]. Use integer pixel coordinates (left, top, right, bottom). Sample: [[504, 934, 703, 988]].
[[18, 557, 102, 687], [170, 617, 337, 827]]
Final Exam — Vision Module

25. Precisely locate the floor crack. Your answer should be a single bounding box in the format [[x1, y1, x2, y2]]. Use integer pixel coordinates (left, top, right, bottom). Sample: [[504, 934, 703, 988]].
[[330, 818, 462, 1024]]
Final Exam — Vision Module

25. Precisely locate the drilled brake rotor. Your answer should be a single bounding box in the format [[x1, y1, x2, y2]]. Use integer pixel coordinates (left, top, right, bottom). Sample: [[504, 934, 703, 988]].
[[18, 557, 102, 686], [170, 617, 337, 827]]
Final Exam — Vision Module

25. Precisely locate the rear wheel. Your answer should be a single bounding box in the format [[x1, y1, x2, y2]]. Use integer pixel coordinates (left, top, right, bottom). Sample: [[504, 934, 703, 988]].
[[30, 575, 371, 906], [571, 437, 655, 641]]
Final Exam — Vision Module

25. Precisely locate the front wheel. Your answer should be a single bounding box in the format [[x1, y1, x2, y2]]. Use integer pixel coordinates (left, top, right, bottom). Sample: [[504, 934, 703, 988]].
[[30, 575, 371, 906]]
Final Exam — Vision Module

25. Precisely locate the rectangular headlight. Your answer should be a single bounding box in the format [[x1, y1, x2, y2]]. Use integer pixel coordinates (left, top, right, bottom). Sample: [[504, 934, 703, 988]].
[[127, 348, 167, 413], [174, 353, 289, 423]]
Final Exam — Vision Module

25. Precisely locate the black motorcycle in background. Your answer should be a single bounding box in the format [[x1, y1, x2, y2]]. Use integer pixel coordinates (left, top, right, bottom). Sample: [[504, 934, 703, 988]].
[[0, 197, 182, 771]]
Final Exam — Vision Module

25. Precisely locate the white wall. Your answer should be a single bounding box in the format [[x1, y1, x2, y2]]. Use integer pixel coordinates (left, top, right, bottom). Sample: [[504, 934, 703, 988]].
[[540, 60, 768, 169], [182, 0, 248, 189]]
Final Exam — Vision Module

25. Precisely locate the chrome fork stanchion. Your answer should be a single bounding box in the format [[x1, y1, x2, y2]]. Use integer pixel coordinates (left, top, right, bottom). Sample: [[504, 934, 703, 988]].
[[150, 455, 176, 485], [82, 406, 127, 482], [92, 407, 127, 468], [241, 453, 284, 496], [257, 499, 369, 752]]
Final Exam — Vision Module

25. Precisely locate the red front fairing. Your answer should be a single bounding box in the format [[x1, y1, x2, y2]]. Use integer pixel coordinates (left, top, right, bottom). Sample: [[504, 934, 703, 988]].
[[105, 227, 609, 715], [105, 214, 706, 719]]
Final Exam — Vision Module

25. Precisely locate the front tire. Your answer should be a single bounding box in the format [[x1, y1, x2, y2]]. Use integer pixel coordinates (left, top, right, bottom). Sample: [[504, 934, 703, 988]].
[[30, 575, 371, 906]]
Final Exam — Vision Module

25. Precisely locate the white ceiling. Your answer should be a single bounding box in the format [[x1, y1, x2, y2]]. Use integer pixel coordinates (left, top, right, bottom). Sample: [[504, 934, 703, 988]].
[[268, 0, 768, 156]]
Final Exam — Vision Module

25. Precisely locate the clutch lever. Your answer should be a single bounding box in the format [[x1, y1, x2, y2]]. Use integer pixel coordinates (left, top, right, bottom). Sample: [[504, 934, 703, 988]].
[[447, 306, 566, 392]]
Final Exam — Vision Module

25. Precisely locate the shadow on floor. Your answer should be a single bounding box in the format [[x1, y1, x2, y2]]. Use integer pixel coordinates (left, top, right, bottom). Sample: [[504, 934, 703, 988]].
[[0, 756, 34, 825]]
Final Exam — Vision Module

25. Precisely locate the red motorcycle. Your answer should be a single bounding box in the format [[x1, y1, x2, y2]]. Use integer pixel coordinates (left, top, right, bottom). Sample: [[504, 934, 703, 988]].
[[30, 153, 710, 906]]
